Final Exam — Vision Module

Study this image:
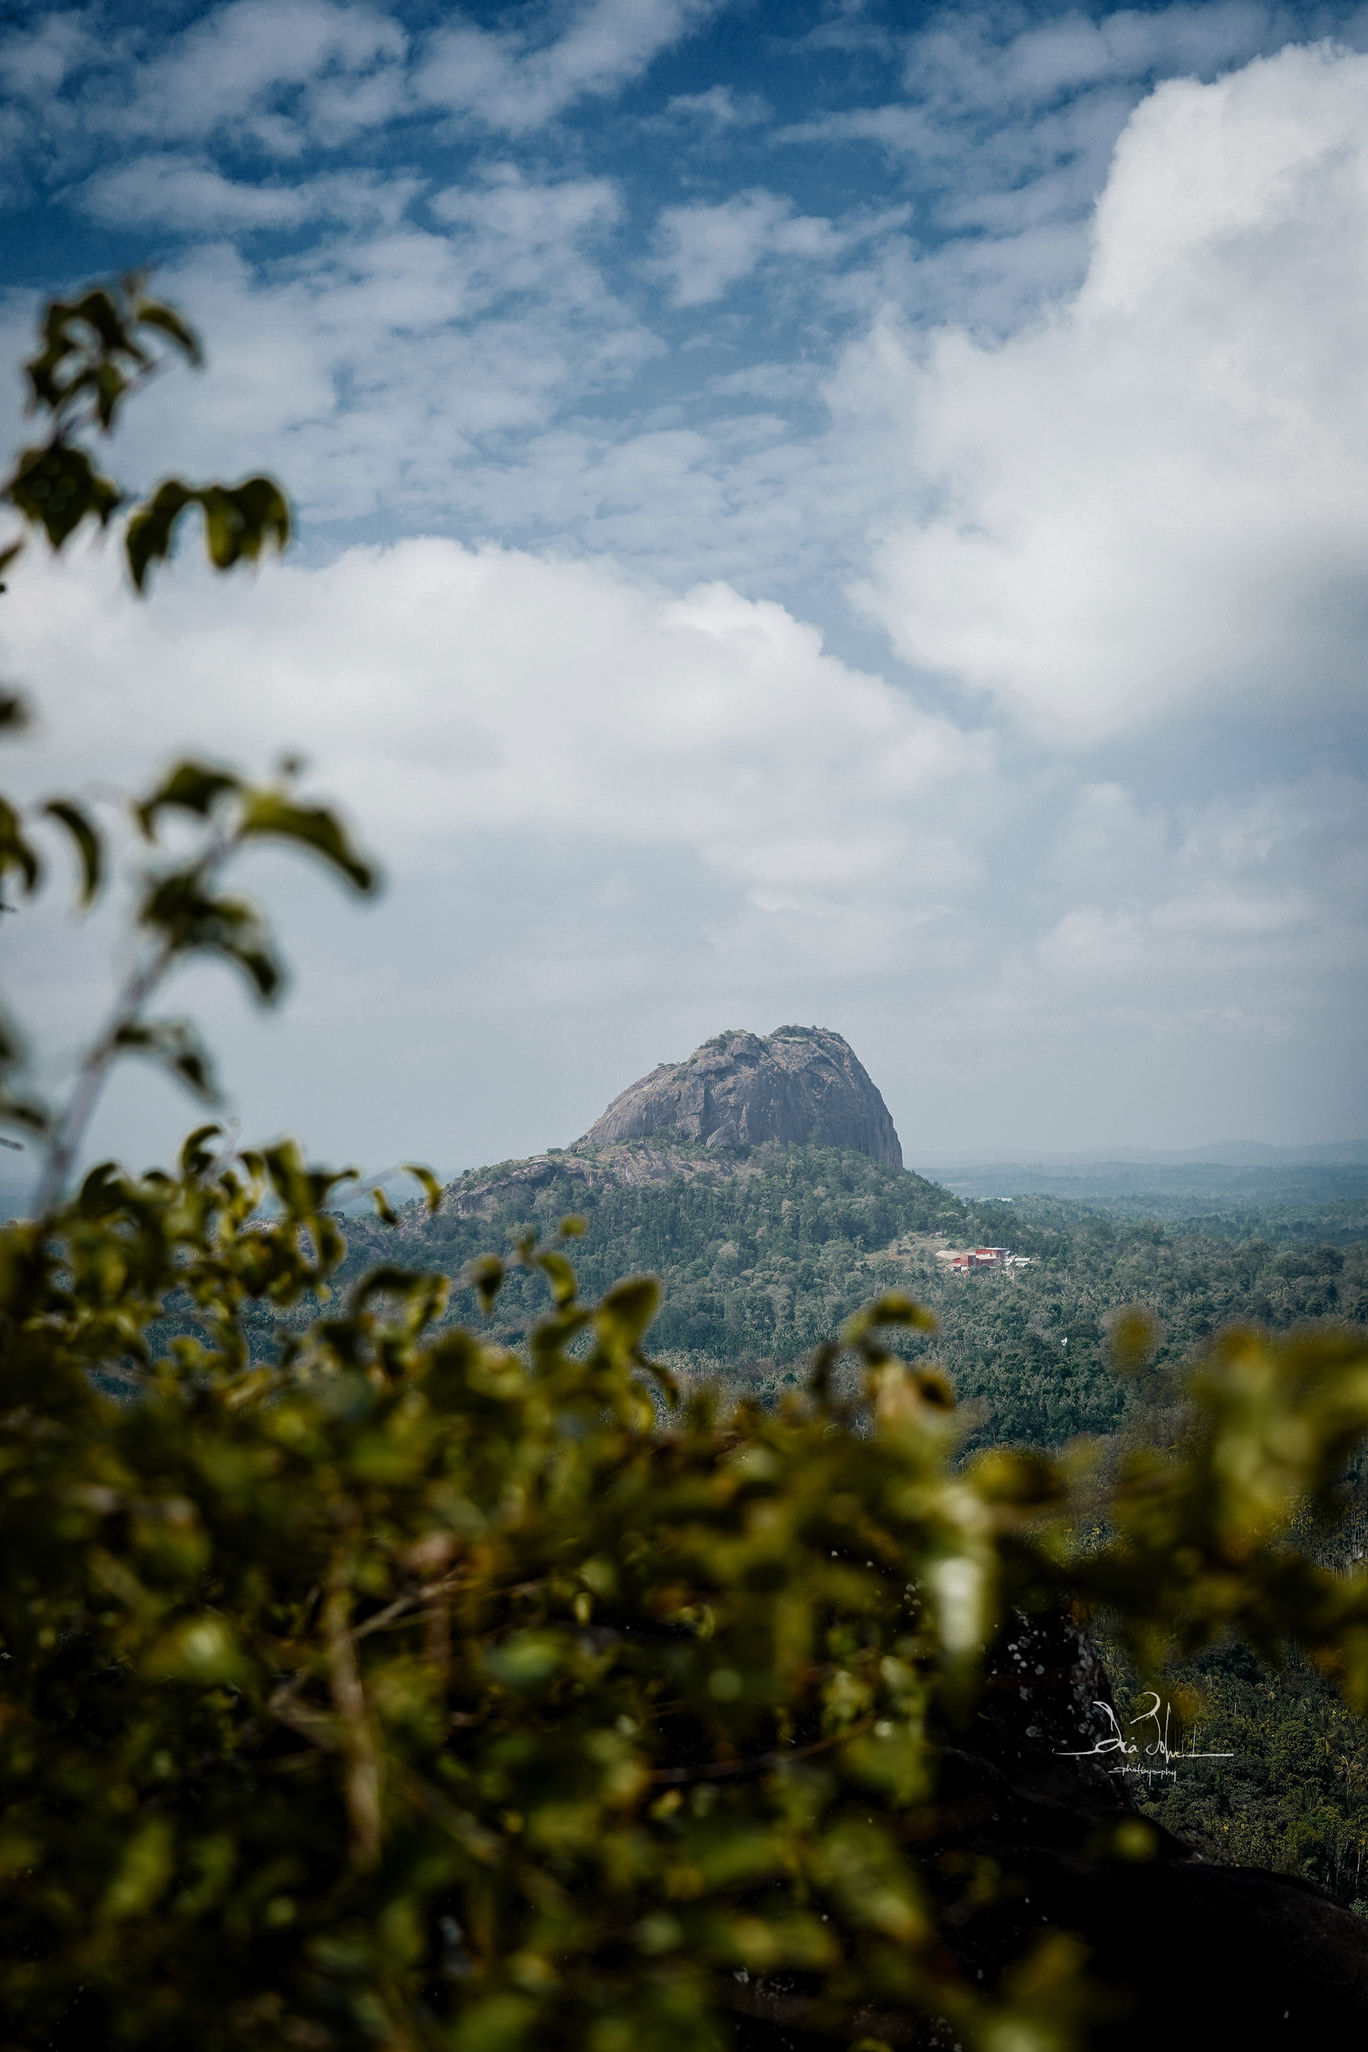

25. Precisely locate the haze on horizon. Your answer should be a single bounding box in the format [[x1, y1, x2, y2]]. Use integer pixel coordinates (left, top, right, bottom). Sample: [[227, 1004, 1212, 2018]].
[[0, 0, 1365, 1183]]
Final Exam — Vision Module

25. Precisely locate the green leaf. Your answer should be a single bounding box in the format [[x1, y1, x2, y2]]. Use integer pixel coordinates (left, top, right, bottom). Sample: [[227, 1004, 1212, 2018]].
[[0, 1005, 22, 1069], [6, 441, 121, 548], [0, 797, 40, 895], [533, 1249, 578, 1308], [483, 1630, 564, 1692], [100, 1816, 176, 1923], [196, 477, 291, 572], [594, 1275, 660, 1360], [126, 477, 290, 590], [133, 295, 203, 368], [136, 871, 281, 1001], [179, 1124, 224, 1176], [135, 760, 240, 837], [42, 799, 102, 905], [0, 688, 30, 729], [0, 1092, 47, 1134], [124, 479, 194, 592], [78, 1161, 125, 1218], [144, 1613, 250, 1687], [464, 1253, 506, 1315], [112, 1019, 219, 1103], [402, 1163, 443, 1214], [238, 791, 377, 893], [371, 1185, 398, 1226], [352, 1267, 449, 1329], [841, 1292, 937, 1349], [26, 286, 148, 420], [1108, 1306, 1160, 1377], [263, 1139, 312, 1213]]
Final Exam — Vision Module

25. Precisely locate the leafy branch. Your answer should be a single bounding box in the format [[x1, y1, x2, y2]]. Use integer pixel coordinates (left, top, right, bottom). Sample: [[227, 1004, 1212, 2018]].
[[1, 274, 289, 593], [0, 280, 375, 1212], [27, 761, 378, 1215]]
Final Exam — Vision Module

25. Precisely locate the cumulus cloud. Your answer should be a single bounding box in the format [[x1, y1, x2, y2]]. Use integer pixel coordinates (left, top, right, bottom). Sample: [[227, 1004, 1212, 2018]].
[[0, 538, 991, 912], [780, 6, 1364, 336], [856, 41, 1368, 741]]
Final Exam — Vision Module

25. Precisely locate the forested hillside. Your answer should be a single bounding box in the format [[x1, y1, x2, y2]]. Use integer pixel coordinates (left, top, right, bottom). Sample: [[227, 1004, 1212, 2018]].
[[341, 1144, 1368, 1448]]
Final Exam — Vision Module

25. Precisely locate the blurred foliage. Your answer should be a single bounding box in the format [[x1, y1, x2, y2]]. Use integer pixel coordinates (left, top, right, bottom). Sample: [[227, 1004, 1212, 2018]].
[[1, 275, 288, 589], [6, 1164, 1368, 2051], [4, 279, 1368, 2052]]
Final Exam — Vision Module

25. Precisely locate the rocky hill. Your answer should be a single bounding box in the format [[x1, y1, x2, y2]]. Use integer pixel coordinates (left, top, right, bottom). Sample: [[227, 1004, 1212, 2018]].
[[577, 1025, 902, 1167], [435, 1026, 903, 1221]]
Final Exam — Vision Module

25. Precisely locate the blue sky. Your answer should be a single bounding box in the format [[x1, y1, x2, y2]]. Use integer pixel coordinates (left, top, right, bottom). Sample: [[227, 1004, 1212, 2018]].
[[1, 0, 1367, 1174]]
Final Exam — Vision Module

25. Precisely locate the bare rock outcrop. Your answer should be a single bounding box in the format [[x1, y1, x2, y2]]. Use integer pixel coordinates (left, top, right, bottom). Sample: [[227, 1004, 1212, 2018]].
[[576, 1026, 902, 1169]]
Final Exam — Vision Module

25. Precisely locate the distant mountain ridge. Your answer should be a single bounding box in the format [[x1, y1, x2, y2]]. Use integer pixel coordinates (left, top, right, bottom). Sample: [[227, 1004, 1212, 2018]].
[[920, 1140, 1368, 1170]]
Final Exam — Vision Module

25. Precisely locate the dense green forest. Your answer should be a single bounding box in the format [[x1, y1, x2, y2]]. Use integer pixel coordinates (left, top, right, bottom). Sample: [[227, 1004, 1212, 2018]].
[[1106, 1637, 1368, 1915], [332, 1145, 1367, 1450], [932, 1156, 1368, 1243]]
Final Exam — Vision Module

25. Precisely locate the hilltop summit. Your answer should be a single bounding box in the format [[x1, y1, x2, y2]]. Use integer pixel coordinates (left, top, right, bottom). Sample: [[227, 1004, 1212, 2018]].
[[577, 1026, 903, 1170]]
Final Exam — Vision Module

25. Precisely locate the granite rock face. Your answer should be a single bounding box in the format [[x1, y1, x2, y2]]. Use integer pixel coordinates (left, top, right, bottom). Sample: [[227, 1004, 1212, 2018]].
[[576, 1026, 903, 1169]]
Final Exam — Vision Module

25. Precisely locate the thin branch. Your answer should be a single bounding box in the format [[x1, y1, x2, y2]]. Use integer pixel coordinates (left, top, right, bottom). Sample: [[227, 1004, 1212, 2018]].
[[32, 829, 229, 1217], [648, 1713, 878, 1786], [323, 1562, 384, 1871], [33, 934, 173, 1217]]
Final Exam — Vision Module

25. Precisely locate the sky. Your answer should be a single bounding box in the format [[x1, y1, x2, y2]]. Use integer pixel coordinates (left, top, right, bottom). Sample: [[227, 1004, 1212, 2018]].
[[0, 0, 1366, 1180]]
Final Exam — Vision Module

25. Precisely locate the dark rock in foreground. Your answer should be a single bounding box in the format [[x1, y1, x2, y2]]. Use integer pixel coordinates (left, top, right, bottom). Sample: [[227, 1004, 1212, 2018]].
[[578, 1026, 903, 1169], [729, 1609, 1368, 2051]]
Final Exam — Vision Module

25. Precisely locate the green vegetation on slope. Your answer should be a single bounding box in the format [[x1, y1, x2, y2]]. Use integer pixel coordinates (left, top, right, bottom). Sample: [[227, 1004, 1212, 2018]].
[[342, 1145, 1368, 1450]]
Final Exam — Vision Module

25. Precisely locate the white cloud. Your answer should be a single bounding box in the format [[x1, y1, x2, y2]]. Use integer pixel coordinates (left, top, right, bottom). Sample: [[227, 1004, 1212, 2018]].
[[1, 5, 1364, 1159], [651, 189, 906, 306], [903, 3, 1287, 113], [779, 6, 1363, 339], [429, 163, 622, 276], [0, 538, 991, 915], [113, 0, 406, 154], [0, 10, 97, 100], [415, 0, 720, 135], [91, 169, 650, 525], [1, 540, 1362, 1164], [660, 83, 769, 127], [76, 155, 419, 232], [855, 42, 1368, 741], [652, 191, 796, 305]]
